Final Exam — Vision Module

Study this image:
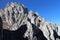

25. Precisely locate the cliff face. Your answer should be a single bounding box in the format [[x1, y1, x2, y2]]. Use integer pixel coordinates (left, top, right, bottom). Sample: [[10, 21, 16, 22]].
[[0, 2, 60, 40]]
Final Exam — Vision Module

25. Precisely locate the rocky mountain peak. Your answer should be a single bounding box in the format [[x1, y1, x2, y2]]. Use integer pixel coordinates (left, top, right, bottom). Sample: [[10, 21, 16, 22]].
[[0, 2, 28, 30], [0, 2, 60, 40]]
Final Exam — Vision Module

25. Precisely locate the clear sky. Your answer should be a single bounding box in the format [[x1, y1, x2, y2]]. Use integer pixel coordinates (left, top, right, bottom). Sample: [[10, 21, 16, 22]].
[[0, 0, 60, 24]]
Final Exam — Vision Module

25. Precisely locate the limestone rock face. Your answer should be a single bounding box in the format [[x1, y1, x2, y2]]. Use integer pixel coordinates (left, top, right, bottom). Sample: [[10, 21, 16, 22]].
[[0, 2, 60, 40]]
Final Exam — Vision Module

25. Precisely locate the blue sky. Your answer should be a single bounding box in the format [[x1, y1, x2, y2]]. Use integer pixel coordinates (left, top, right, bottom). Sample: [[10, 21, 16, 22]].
[[0, 0, 60, 24]]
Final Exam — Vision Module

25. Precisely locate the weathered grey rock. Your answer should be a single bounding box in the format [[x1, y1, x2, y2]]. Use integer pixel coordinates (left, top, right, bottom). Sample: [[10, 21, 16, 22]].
[[0, 2, 28, 30], [0, 2, 60, 40]]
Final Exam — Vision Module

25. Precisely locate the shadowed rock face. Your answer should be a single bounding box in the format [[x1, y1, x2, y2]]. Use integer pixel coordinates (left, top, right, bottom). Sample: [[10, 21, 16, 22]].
[[32, 24, 47, 40], [3, 24, 28, 40], [35, 30, 47, 40], [53, 30, 60, 40], [0, 17, 28, 40], [0, 2, 60, 40], [0, 17, 3, 40], [0, 19, 47, 40]]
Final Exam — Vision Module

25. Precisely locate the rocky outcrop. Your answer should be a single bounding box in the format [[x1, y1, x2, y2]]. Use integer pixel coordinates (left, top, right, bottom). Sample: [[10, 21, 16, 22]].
[[0, 2, 60, 40]]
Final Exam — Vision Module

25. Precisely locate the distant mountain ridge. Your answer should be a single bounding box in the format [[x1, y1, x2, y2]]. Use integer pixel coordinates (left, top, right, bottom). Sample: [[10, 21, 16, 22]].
[[0, 2, 60, 40]]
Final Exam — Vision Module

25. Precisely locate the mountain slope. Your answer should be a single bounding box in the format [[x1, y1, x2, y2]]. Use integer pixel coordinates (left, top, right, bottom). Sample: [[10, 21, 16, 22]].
[[0, 2, 60, 40]]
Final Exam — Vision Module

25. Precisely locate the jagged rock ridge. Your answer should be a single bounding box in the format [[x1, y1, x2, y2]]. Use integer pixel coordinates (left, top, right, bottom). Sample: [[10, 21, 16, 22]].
[[0, 2, 60, 40]]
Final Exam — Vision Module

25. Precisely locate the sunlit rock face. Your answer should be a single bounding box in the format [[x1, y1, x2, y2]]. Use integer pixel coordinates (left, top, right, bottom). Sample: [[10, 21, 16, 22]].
[[0, 2, 60, 40]]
